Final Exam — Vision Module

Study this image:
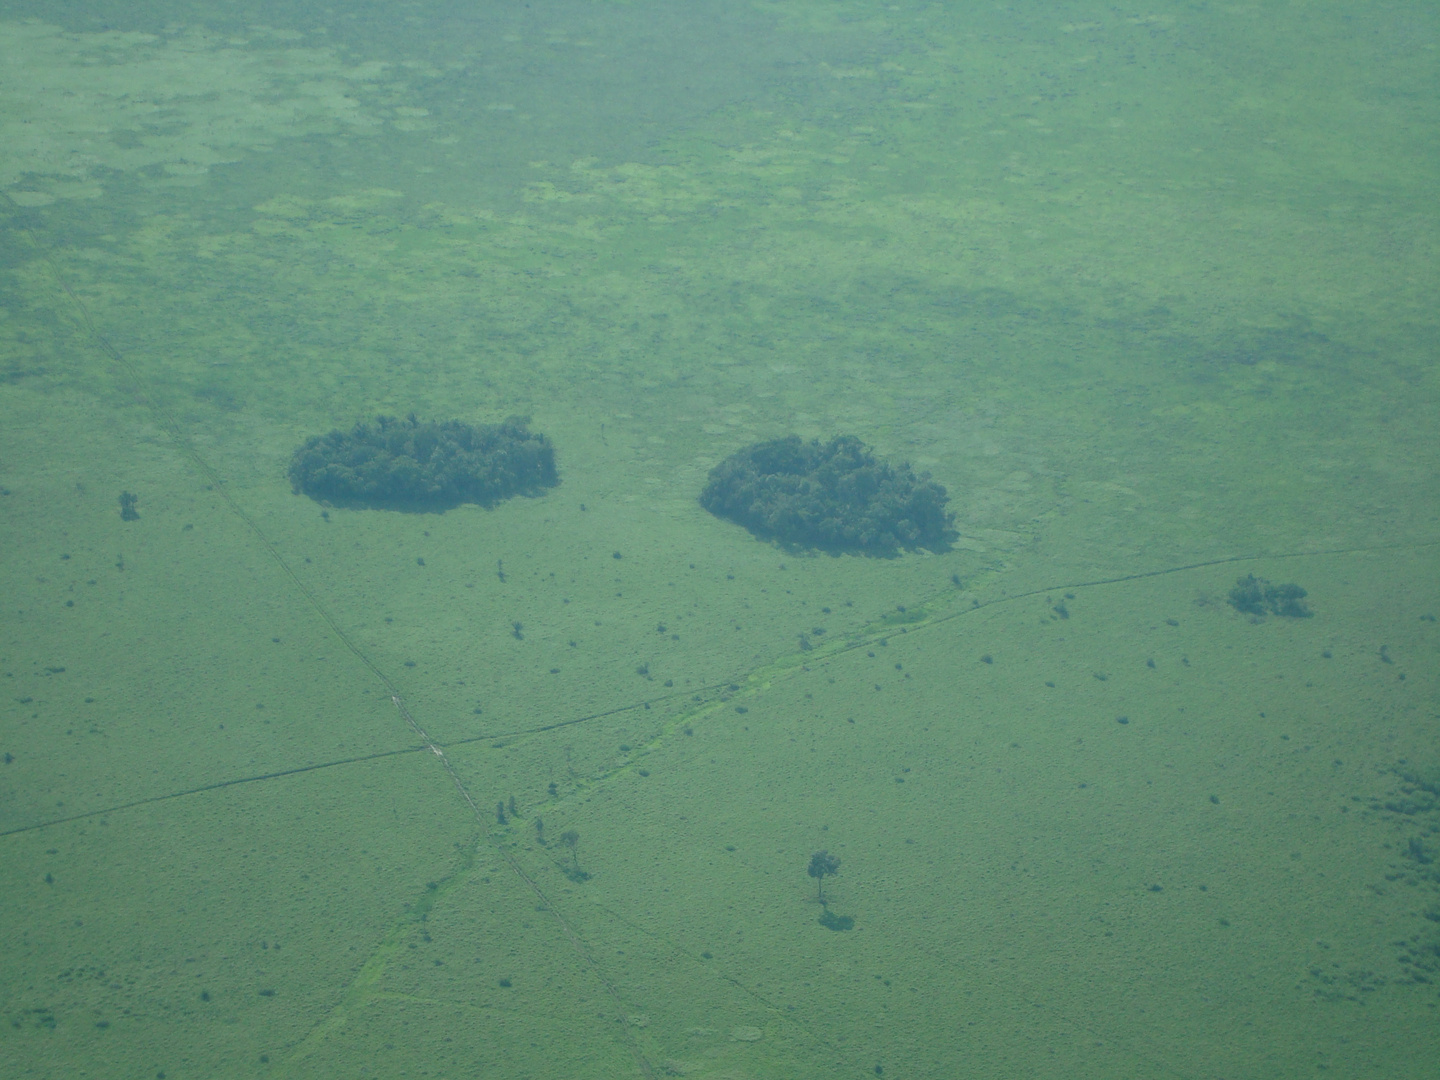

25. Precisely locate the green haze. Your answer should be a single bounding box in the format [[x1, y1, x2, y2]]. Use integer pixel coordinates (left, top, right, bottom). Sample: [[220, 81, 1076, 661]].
[[2, 2, 1437, 1077]]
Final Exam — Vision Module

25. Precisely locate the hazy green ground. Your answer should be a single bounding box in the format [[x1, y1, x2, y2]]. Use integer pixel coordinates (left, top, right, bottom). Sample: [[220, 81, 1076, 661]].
[[2, 2, 1437, 1077]]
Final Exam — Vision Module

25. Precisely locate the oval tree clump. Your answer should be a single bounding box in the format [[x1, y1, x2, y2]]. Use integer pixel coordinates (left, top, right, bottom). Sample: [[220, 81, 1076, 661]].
[[700, 435, 954, 555], [289, 415, 558, 511]]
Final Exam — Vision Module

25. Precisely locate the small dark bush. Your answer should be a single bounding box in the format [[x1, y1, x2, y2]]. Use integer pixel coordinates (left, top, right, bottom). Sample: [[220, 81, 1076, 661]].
[[1228, 574, 1312, 618], [289, 415, 558, 510], [700, 435, 954, 555]]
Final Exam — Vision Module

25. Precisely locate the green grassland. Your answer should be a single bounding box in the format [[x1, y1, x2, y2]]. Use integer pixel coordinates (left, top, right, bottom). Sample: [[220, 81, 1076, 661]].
[[2, 2, 1438, 1077]]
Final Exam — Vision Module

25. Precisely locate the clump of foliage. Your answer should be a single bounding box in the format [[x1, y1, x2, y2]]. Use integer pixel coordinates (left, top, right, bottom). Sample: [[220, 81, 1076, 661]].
[[288, 414, 558, 510], [699, 435, 955, 555], [1382, 765, 1440, 816], [1228, 574, 1312, 618], [118, 491, 140, 521]]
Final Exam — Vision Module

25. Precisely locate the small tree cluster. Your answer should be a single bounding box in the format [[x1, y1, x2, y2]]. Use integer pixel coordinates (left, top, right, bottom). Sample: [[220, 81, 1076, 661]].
[[288, 415, 558, 510], [700, 435, 954, 555]]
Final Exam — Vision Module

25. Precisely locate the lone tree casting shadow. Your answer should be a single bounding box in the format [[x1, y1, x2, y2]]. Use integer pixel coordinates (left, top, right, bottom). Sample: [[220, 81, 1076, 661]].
[[808, 850, 840, 903], [559, 829, 589, 881], [560, 830, 580, 866]]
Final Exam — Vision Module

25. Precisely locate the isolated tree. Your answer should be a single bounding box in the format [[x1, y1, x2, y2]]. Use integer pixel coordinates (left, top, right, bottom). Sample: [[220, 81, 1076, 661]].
[[560, 830, 580, 867], [808, 850, 841, 903]]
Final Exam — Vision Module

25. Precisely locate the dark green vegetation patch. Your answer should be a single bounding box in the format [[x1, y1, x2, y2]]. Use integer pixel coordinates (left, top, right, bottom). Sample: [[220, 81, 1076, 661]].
[[289, 415, 558, 511], [1227, 574, 1313, 618], [700, 435, 954, 555]]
